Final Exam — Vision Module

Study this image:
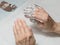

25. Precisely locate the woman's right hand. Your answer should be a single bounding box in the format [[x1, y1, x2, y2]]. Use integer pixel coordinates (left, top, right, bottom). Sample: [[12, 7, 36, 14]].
[[13, 19, 36, 45]]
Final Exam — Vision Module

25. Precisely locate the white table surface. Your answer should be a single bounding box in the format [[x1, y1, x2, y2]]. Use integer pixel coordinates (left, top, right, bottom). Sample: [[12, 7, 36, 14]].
[[0, 0, 60, 45]]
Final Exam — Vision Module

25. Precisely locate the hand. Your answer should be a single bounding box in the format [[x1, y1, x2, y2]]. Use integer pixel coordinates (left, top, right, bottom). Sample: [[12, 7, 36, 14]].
[[13, 19, 36, 45], [31, 7, 60, 34], [31, 7, 56, 31], [25, 6, 56, 32]]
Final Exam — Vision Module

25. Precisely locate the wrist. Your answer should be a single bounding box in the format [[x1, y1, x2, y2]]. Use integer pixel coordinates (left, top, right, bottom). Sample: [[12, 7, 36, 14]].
[[53, 22, 60, 34], [45, 15, 57, 32]]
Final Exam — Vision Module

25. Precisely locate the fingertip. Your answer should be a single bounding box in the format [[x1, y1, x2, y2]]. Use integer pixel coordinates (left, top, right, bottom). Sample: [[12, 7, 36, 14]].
[[24, 15, 31, 18]]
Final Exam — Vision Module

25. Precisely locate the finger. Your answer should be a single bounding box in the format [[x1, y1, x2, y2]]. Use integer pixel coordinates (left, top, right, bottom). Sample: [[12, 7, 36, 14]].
[[24, 15, 31, 18], [33, 8, 48, 21], [17, 19, 27, 43], [21, 20, 28, 30], [21, 20, 32, 34], [32, 15, 46, 22], [18, 19, 26, 34], [33, 14, 43, 20], [13, 24, 18, 40], [14, 20, 21, 35]]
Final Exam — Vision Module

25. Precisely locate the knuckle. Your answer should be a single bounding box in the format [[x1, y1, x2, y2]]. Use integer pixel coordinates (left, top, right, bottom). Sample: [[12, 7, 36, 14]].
[[16, 40, 22, 45], [22, 34, 27, 39], [28, 33, 32, 37], [16, 40, 20, 44]]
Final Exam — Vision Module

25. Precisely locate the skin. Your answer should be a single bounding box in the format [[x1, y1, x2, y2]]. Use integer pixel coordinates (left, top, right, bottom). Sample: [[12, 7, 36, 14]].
[[13, 6, 60, 45], [29, 7, 60, 34], [31, 7, 55, 30], [13, 19, 36, 45]]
